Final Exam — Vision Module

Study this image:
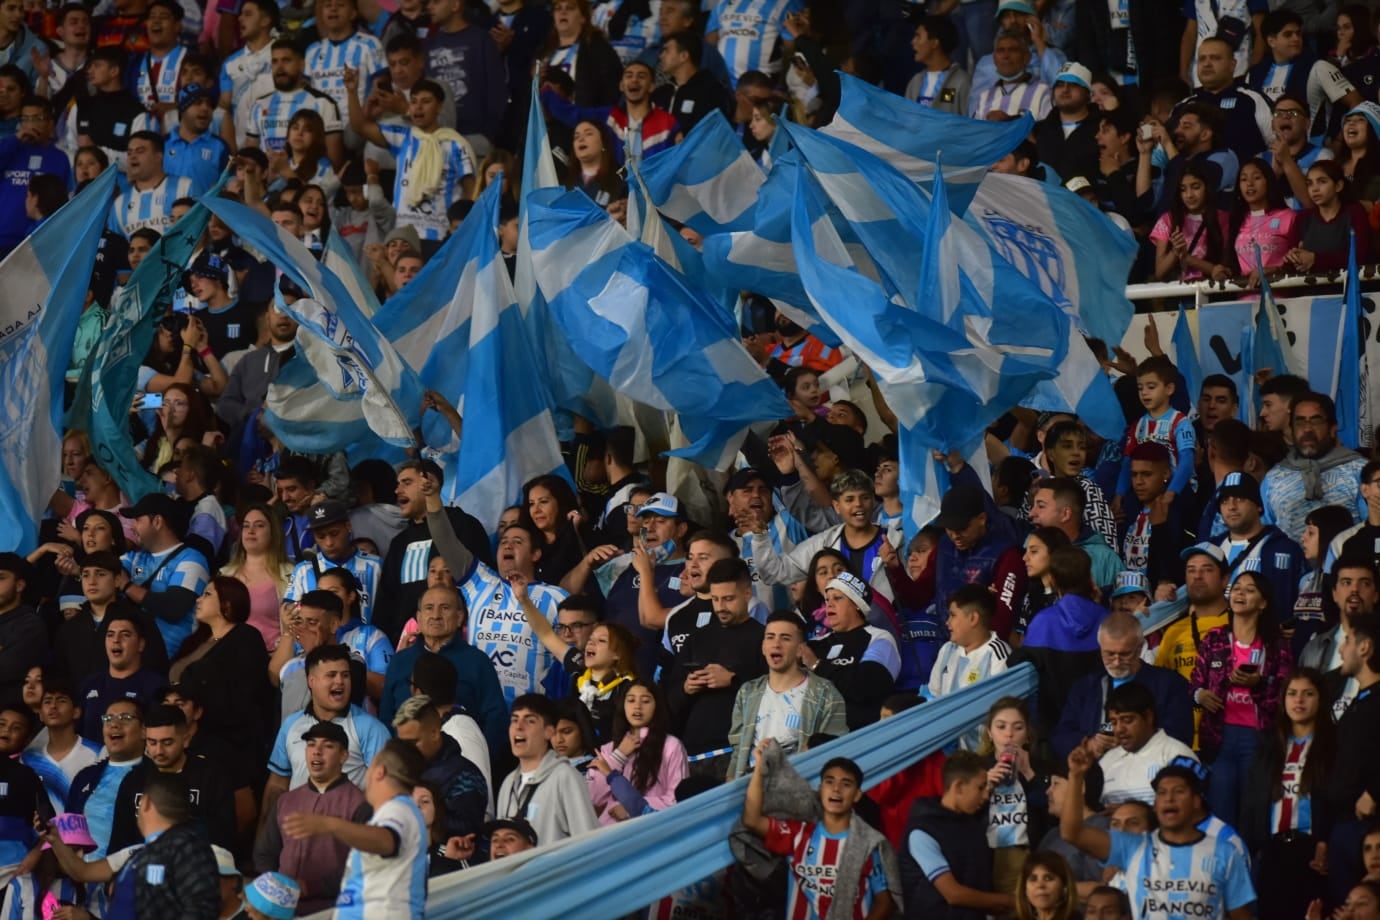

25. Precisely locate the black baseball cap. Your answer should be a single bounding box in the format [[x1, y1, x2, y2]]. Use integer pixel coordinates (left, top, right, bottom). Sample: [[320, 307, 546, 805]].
[[483, 817, 538, 846], [306, 500, 350, 530], [936, 485, 986, 531], [725, 467, 767, 493], [76, 550, 123, 573], [119, 493, 180, 521], [1215, 471, 1262, 508], [301, 721, 349, 749], [0, 552, 33, 582]]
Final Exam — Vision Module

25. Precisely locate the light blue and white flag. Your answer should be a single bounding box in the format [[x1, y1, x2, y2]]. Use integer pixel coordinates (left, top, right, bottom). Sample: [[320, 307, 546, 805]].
[[1340, 230, 1363, 448], [526, 187, 792, 466], [822, 73, 1032, 212], [0, 168, 117, 552], [1171, 306, 1203, 402], [388, 179, 564, 531], [1243, 257, 1290, 424], [965, 172, 1137, 345], [205, 198, 423, 450], [72, 172, 228, 507], [789, 166, 1062, 535], [325, 224, 383, 317], [639, 110, 765, 235]]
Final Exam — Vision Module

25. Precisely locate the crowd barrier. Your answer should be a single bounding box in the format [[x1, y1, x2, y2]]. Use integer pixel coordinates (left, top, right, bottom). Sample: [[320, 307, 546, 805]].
[[410, 663, 1040, 918]]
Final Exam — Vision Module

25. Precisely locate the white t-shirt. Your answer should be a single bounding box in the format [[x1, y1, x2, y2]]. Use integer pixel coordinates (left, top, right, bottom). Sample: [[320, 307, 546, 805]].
[[751, 678, 808, 759], [1099, 729, 1198, 806], [334, 795, 429, 920]]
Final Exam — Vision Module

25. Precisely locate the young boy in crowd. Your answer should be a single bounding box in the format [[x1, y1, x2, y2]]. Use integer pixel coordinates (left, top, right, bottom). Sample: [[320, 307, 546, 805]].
[[926, 586, 1011, 749], [1117, 355, 1196, 511], [901, 750, 1014, 917], [742, 739, 898, 919], [494, 694, 598, 846]]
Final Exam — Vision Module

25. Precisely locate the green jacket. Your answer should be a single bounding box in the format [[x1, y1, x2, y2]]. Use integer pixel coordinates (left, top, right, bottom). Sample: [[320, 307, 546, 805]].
[[725, 670, 850, 780]]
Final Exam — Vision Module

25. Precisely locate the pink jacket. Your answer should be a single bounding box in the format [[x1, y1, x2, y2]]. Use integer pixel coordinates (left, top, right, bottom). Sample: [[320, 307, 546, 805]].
[[587, 734, 689, 825]]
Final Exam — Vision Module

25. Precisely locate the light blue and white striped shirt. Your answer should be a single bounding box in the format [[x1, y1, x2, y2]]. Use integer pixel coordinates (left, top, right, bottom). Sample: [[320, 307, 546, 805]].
[[1108, 828, 1256, 918], [285, 551, 384, 624], [379, 121, 474, 241], [135, 45, 188, 109], [335, 795, 428, 920], [463, 563, 567, 706], [247, 86, 343, 152], [707, 0, 803, 81], [220, 40, 274, 119], [108, 174, 197, 238], [121, 543, 210, 656], [306, 32, 385, 117]]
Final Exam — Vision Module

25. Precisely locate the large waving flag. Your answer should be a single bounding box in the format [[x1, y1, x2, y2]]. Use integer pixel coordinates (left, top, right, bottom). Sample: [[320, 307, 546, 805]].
[[1340, 230, 1363, 448], [1171, 306, 1203, 402], [398, 179, 565, 531], [788, 164, 1064, 534], [1242, 253, 1290, 425], [822, 73, 1033, 212], [206, 198, 423, 450], [526, 186, 792, 466], [72, 172, 228, 507], [0, 168, 118, 552], [965, 172, 1137, 345], [325, 224, 383, 317], [639, 111, 766, 235]]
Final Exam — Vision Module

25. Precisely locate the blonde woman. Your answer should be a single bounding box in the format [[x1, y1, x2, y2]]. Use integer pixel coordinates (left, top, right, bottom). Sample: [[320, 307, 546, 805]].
[[220, 502, 293, 650]]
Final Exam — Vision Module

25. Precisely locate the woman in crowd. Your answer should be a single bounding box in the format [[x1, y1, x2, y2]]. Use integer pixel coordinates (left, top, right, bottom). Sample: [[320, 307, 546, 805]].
[[1245, 667, 1335, 920], [1229, 158, 1298, 284], [1190, 571, 1294, 828], [1150, 160, 1231, 282], [1019, 527, 1071, 638], [802, 573, 900, 729], [542, 0, 622, 107], [271, 111, 338, 200], [574, 622, 639, 743], [220, 503, 292, 651], [296, 185, 333, 254], [523, 474, 586, 586], [749, 98, 783, 171], [1287, 159, 1372, 273], [1013, 850, 1078, 920], [1294, 505, 1355, 657], [796, 547, 850, 638], [414, 782, 466, 877], [553, 698, 599, 773], [73, 146, 109, 186], [567, 119, 627, 209], [1331, 5, 1376, 67], [981, 697, 1050, 900], [1338, 105, 1380, 208], [587, 680, 688, 823], [142, 382, 213, 473], [476, 149, 519, 203]]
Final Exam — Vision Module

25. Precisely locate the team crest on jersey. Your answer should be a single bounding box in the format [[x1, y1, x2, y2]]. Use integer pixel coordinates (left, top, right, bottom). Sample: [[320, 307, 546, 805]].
[[1275, 552, 1290, 568]]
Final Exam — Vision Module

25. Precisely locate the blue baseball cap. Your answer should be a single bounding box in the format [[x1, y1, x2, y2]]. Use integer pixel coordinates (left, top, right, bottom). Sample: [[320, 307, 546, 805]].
[[1110, 571, 1150, 599], [995, 0, 1036, 16]]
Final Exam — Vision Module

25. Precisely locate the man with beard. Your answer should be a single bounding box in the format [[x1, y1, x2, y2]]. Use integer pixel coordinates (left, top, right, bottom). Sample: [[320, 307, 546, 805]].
[[658, 531, 766, 683], [244, 38, 346, 167], [1208, 471, 1304, 611], [1300, 556, 1379, 717], [766, 308, 842, 374], [1261, 392, 1367, 544], [163, 84, 229, 195], [726, 467, 806, 612]]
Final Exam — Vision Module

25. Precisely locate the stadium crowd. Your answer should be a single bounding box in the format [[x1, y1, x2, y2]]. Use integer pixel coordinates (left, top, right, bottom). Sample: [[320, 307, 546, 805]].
[[6, 0, 1380, 917]]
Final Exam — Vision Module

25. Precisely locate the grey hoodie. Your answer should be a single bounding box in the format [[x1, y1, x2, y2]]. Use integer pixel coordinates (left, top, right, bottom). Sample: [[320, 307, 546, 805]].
[[495, 749, 599, 847]]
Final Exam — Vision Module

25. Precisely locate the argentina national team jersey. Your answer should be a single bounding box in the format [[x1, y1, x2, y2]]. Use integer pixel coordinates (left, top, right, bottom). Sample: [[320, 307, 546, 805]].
[[708, 0, 803, 80], [463, 563, 567, 705], [109, 175, 196, 238], [379, 122, 475, 241], [135, 46, 187, 109], [248, 87, 343, 152], [285, 551, 383, 624], [306, 33, 384, 117], [1108, 829, 1255, 918]]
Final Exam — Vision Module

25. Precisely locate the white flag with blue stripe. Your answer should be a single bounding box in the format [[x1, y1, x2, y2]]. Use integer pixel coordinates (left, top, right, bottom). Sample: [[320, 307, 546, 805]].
[[639, 110, 765, 235], [206, 198, 423, 450], [965, 172, 1137, 346], [526, 186, 792, 465], [822, 73, 1033, 212], [0, 168, 118, 552]]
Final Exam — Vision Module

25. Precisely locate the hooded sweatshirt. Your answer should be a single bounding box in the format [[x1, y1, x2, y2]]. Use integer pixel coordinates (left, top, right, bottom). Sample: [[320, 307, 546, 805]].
[[1009, 594, 1106, 737], [930, 491, 1030, 640], [495, 748, 599, 847]]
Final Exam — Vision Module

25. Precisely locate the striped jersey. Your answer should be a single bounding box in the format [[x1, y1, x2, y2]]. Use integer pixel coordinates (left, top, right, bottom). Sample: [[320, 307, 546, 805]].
[[767, 334, 842, 372], [735, 512, 808, 612], [969, 75, 1052, 120], [380, 122, 475, 240], [985, 774, 1029, 848], [134, 45, 187, 109], [1123, 507, 1153, 575], [463, 563, 567, 706], [1271, 736, 1314, 835], [220, 40, 274, 119], [1107, 828, 1256, 918], [764, 818, 887, 920], [247, 87, 343, 152], [121, 543, 209, 656], [108, 174, 197, 238], [707, 0, 804, 81], [284, 551, 384, 624], [21, 738, 102, 813], [306, 32, 385, 117], [335, 795, 429, 920]]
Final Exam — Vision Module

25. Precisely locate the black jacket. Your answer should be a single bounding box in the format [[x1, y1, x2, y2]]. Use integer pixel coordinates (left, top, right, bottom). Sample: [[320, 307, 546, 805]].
[[1330, 680, 1380, 819], [56, 598, 168, 689], [422, 733, 489, 841], [900, 797, 991, 920], [667, 616, 766, 756], [1241, 730, 1335, 855], [661, 68, 733, 136], [1034, 105, 1102, 183], [109, 755, 236, 853]]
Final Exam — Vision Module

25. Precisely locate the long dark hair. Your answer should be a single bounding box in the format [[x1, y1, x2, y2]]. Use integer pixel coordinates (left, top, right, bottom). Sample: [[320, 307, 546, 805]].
[[1023, 526, 1071, 619], [1229, 157, 1288, 271], [1306, 504, 1358, 625], [1340, 4, 1378, 59], [522, 474, 581, 539], [1228, 569, 1281, 646], [610, 679, 671, 794], [799, 547, 850, 616], [1169, 160, 1225, 264], [1271, 667, 1335, 800]]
